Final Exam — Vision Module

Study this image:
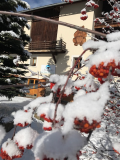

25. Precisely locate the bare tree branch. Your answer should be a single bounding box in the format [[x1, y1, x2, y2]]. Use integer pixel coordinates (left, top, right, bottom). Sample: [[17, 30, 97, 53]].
[[0, 11, 106, 37]]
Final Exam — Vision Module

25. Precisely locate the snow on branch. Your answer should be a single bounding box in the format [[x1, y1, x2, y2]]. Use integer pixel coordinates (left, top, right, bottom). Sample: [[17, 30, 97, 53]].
[[13, 110, 33, 127], [24, 93, 53, 111], [50, 75, 73, 96], [62, 82, 110, 134], [32, 129, 87, 160], [36, 103, 64, 122], [13, 55, 20, 65], [106, 32, 120, 41], [0, 31, 19, 38], [14, 127, 38, 149], [83, 39, 120, 69]]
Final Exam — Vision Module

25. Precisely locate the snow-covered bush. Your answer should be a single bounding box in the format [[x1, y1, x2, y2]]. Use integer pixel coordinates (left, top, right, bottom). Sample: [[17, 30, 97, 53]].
[[1, 0, 120, 159]]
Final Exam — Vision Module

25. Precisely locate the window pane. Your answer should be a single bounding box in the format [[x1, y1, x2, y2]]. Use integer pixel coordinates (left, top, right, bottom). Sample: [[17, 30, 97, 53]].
[[35, 80, 38, 84], [29, 80, 34, 88], [74, 58, 82, 69], [31, 58, 37, 66], [35, 80, 38, 89], [34, 58, 36, 63]]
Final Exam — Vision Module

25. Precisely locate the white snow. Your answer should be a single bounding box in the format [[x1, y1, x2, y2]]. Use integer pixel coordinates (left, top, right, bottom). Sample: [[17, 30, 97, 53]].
[[32, 129, 87, 160], [2, 139, 22, 158], [0, 55, 9, 59], [10, 22, 21, 29], [62, 82, 110, 134], [13, 55, 20, 65], [14, 127, 38, 148], [43, 121, 52, 129], [0, 96, 32, 117], [0, 66, 17, 73], [113, 142, 120, 154], [24, 93, 53, 111], [5, 79, 11, 83], [74, 74, 99, 92], [37, 103, 64, 122], [0, 125, 6, 145], [50, 75, 73, 96], [0, 31, 19, 38], [73, 89, 86, 100], [83, 39, 120, 68], [13, 110, 33, 126], [107, 32, 120, 41], [20, 0, 30, 9]]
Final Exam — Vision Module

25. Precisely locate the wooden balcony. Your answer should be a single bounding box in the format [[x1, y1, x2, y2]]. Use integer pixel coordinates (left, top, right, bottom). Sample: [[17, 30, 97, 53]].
[[94, 17, 120, 28], [25, 40, 66, 54]]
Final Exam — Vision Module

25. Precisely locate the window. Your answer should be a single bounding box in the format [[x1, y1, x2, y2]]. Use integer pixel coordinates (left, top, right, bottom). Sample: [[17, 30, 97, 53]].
[[30, 57, 37, 66], [35, 80, 38, 89], [29, 80, 34, 89], [74, 57, 82, 69]]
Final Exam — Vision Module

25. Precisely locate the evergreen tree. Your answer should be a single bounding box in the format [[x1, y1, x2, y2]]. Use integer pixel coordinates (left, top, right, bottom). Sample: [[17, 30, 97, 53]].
[[0, 0, 31, 100]]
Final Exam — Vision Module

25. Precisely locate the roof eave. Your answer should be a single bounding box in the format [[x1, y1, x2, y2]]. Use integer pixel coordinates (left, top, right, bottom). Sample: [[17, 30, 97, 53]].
[[20, 0, 82, 13]]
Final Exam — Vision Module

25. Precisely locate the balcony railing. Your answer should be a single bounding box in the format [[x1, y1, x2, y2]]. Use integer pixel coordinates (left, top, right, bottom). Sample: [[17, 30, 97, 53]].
[[25, 40, 66, 53], [94, 17, 120, 28]]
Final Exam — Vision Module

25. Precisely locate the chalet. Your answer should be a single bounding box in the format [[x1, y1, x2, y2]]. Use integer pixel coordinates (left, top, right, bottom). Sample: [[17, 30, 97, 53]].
[[22, 0, 113, 97]]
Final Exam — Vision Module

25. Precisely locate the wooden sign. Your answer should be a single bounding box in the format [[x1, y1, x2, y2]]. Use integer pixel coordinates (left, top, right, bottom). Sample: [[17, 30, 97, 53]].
[[73, 26, 87, 46]]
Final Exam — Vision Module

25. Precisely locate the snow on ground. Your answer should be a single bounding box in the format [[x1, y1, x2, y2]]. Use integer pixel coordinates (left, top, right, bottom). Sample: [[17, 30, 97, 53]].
[[0, 96, 33, 116]]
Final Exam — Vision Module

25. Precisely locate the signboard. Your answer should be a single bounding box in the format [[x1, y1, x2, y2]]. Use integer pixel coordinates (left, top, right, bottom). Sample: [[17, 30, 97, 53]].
[[41, 65, 55, 74]]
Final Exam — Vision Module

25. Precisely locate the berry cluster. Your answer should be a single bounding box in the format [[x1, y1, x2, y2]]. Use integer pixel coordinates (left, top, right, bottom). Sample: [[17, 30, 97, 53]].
[[43, 127, 52, 131], [40, 114, 53, 123], [75, 76, 85, 90], [86, 0, 99, 8], [74, 117, 101, 134], [16, 142, 33, 151], [80, 14, 88, 21], [80, 0, 99, 21], [0, 148, 22, 160], [98, 78, 106, 84], [50, 83, 55, 89], [17, 122, 29, 127], [40, 113, 59, 123], [50, 83, 72, 97], [89, 60, 117, 78], [39, 152, 82, 160], [75, 86, 81, 90]]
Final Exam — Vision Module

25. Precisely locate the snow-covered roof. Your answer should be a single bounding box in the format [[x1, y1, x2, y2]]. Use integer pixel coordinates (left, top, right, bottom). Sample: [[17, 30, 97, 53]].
[[20, 0, 83, 13]]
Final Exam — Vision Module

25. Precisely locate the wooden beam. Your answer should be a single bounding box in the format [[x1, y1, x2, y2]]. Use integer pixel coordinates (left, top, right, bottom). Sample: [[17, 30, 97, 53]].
[[95, 23, 120, 28], [27, 49, 65, 53], [52, 53, 57, 64]]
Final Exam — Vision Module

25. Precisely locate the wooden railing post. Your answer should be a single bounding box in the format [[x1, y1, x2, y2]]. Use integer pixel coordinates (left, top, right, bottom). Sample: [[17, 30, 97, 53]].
[[60, 39, 62, 50]]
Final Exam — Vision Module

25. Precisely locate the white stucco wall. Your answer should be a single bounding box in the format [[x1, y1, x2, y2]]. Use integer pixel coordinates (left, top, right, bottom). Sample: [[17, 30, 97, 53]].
[[23, 1, 103, 79], [56, 1, 94, 76]]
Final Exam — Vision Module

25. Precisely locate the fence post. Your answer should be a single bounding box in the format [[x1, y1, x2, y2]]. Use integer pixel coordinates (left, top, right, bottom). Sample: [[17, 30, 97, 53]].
[[60, 39, 62, 50]]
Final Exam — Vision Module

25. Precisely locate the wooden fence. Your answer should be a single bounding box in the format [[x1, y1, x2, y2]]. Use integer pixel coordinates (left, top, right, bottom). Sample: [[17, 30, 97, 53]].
[[25, 40, 66, 52]]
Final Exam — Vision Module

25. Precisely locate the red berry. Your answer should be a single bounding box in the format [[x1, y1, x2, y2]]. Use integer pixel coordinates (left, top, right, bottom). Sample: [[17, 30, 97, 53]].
[[94, 4, 99, 9]]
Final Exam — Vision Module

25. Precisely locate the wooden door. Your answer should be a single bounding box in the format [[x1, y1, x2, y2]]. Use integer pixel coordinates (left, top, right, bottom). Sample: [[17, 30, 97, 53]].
[[31, 17, 59, 43]]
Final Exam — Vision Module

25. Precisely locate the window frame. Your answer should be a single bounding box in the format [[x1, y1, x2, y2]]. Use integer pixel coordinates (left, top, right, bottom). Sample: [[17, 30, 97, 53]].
[[30, 57, 37, 66], [71, 56, 82, 69]]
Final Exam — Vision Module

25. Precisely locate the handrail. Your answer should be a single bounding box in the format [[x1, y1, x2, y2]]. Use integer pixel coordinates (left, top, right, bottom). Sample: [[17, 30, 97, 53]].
[[25, 40, 66, 52], [94, 17, 120, 28]]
